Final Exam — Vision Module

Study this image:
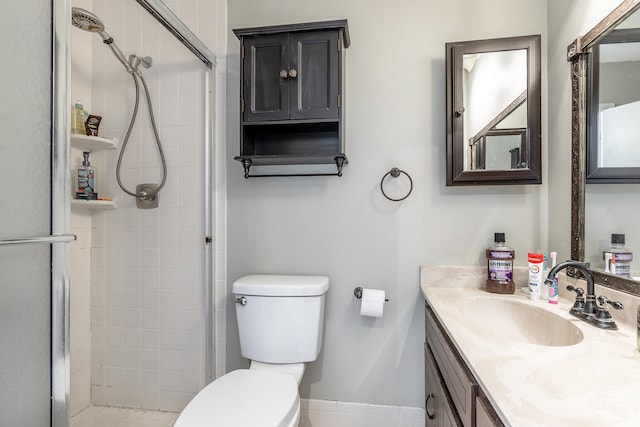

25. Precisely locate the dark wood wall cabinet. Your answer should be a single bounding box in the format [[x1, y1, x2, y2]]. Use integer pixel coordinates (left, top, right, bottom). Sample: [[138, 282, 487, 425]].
[[233, 20, 350, 178]]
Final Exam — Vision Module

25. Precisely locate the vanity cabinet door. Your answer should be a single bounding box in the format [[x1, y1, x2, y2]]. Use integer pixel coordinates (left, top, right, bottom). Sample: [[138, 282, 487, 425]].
[[425, 345, 462, 427], [425, 305, 476, 427], [476, 393, 505, 427], [425, 302, 506, 427]]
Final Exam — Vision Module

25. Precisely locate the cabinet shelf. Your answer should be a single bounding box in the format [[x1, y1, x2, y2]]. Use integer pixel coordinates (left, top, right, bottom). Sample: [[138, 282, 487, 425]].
[[70, 134, 118, 151], [71, 199, 117, 210]]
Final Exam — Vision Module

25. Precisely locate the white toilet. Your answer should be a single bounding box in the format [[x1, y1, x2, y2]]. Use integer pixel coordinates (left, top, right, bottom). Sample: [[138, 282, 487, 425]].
[[174, 274, 330, 427]]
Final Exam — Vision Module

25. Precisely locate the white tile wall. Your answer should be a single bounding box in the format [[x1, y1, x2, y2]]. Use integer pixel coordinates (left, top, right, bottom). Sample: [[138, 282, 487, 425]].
[[67, 0, 227, 414], [70, 208, 93, 416]]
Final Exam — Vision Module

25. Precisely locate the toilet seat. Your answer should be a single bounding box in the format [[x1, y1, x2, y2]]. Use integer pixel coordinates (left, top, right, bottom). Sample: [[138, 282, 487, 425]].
[[174, 369, 300, 427]]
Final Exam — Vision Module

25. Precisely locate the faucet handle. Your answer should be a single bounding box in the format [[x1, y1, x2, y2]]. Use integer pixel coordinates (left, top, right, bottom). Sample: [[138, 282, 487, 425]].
[[566, 285, 585, 297], [597, 295, 624, 310], [566, 285, 585, 316]]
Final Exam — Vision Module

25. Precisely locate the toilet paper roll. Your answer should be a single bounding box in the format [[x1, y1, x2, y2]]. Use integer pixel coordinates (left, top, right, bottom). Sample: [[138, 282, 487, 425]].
[[360, 288, 385, 318]]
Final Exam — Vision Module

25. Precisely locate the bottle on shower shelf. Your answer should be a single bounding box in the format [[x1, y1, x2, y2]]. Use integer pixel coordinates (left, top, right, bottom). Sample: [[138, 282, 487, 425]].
[[71, 100, 88, 135], [75, 151, 97, 200]]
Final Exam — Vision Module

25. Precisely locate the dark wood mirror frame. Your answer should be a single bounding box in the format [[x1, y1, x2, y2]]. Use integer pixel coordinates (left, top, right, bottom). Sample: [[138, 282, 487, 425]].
[[568, 0, 640, 296], [446, 35, 542, 186]]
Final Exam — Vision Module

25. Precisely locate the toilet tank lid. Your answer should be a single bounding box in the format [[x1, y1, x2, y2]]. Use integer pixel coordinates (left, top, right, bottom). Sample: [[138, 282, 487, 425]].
[[233, 274, 330, 296]]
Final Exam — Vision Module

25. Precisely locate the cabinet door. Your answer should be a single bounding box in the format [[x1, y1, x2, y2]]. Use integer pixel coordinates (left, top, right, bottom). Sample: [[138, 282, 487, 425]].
[[243, 34, 290, 122], [426, 346, 463, 427], [290, 30, 340, 120], [476, 395, 505, 427]]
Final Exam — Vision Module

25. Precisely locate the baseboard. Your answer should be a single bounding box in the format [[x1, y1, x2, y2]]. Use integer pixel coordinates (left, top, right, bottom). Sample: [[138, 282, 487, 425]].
[[299, 398, 425, 427]]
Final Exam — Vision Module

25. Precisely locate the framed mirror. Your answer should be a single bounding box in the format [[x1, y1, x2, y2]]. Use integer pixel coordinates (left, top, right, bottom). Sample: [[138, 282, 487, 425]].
[[446, 35, 542, 186], [569, 0, 640, 296], [586, 19, 640, 182]]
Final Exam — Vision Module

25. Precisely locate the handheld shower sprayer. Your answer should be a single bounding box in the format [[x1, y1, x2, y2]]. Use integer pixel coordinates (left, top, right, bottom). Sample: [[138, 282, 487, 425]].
[[71, 7, 133, 73], [71, 7, 167, 206]]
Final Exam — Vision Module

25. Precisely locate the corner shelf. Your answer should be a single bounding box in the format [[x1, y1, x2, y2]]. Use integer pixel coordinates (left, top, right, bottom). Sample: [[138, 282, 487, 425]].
[[71, 199, 117, 210], [70, 134, 118, 151]]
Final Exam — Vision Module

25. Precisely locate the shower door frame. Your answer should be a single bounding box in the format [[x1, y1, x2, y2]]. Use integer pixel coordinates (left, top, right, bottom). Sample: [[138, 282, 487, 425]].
[[133, 0, 218, 385], [52, 0, 71, 426]]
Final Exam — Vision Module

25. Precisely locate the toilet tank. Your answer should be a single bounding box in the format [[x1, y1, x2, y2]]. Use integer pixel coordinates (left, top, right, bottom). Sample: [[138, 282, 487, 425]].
[[233, 274, 329, 364]]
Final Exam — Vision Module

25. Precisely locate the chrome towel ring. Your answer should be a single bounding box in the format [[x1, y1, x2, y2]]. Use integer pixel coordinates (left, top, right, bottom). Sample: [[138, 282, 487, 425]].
[[380, 167, 413, 201]]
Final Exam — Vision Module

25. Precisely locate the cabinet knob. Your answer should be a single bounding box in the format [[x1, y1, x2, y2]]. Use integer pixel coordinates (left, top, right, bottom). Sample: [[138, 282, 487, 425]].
[[280, 70, 289, 79], [288, 69, 298, 78], [455, 106, 465, 117]]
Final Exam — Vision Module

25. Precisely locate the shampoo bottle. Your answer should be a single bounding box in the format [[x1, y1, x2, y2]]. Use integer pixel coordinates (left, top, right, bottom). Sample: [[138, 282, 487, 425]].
[[71, 100, 88, 135], [485, 233, 515, 294], [76, 151, 97, 200], [606, 233, 633, 278]]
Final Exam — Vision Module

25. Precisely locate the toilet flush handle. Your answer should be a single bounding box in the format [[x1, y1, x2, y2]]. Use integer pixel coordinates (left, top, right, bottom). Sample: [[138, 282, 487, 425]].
[[234, 296, 247, 306]]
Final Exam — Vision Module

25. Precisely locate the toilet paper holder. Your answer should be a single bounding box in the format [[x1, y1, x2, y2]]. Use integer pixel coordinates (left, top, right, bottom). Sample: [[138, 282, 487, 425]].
[[354, 287, 389, 302]]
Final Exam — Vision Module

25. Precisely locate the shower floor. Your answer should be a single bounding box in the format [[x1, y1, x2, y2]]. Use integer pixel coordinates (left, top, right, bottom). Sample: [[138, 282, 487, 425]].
[[70, 405, 179, 427]]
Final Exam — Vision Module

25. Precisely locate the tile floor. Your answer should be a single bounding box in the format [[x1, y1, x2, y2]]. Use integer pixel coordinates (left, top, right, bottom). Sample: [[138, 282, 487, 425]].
[[70, 406, 179, 427]]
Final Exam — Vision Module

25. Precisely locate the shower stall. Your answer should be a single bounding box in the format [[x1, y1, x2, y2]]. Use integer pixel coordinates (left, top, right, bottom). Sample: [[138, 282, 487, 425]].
[[0, 0, 225, 425]]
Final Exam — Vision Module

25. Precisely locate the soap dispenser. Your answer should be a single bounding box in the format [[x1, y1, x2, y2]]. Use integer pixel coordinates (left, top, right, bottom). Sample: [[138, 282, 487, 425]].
[[75, 151, 97, 200]]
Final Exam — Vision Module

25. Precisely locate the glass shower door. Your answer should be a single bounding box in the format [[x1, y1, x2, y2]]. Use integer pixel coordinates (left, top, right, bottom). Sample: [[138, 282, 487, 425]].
[[0, 0, 70, 425]]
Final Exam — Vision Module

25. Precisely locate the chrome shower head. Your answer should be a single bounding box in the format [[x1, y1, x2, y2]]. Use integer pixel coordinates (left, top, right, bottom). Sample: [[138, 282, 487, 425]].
[[71, 7, 105, 33], [71, 7, 134, 73]]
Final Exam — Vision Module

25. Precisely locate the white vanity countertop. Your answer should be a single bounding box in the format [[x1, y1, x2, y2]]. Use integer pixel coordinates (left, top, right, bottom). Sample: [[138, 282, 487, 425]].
[[422, 286, 640, 427]]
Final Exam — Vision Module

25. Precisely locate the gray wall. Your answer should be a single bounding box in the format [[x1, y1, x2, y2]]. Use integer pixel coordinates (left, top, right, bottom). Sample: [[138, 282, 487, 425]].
[[226, 0, 547, 407]]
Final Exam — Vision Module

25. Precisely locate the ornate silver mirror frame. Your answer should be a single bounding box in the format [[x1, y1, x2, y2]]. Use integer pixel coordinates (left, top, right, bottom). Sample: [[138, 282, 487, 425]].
[[569, 0, 640, 295]]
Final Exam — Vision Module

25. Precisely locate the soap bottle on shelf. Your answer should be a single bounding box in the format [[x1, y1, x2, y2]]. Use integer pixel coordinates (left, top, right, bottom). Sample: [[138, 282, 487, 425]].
[[604, 233, 633, 278], [71, 100, 88, 135], [485, 233, 515, 294], [75, 151, 97, 200]]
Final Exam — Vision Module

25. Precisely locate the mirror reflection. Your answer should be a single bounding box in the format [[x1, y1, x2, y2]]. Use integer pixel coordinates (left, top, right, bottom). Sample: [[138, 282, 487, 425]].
[[446, 35, 541, 186], [585, 7, 640, 279], [464, 50, 528, 171], [586, 8, 640, 181], [570, 1, 640, 294], [585, 190, 640, 279]]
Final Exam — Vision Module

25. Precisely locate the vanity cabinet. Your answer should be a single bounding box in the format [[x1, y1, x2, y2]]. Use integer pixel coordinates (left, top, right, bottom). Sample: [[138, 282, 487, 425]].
[[425, 303, 504, 427], [233, 20, 350, 177], [425, 344, 462, 427]]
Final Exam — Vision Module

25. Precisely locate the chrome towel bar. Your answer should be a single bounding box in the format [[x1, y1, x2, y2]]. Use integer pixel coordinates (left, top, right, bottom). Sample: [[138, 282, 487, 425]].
[[0, 233, 77, 247]]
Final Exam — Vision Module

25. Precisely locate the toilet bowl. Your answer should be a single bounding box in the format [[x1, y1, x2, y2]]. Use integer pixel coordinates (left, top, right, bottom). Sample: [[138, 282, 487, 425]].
[[174, 274, 329, 427], [174, 369, 300, 427]]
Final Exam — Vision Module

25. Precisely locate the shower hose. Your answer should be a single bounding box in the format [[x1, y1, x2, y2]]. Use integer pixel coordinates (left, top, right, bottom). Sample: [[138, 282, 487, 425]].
[[115, 55, 167, 200]]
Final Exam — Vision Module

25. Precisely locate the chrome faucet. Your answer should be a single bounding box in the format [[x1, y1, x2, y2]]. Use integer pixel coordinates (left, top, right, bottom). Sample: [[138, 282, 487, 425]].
[[544, 260, 623, 330]]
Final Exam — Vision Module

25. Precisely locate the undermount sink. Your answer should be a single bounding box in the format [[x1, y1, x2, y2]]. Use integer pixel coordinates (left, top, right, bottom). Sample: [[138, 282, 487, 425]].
[[461, 297, 584, 347]]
